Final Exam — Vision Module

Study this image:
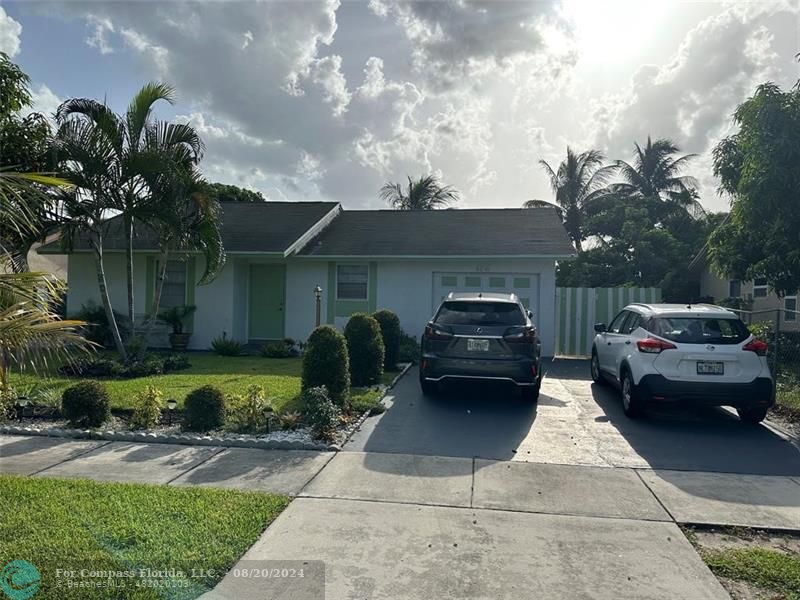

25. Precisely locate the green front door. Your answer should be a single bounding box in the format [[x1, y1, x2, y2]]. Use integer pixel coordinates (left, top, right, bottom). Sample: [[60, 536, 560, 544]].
[[248, 264, 286, 339]]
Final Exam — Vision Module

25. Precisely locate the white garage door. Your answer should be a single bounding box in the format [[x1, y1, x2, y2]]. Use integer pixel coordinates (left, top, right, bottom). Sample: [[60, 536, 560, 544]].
[[432, 272, 540, 322]]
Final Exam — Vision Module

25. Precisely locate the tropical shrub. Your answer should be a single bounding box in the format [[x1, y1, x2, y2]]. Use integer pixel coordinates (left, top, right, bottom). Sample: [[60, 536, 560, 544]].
[[61, 381, 110, 427], [130, 385, 163, 429], [301, 386, 341, 439], [184, 385, 226, 432], [278, 410, 302, 430], [157, 305, 196, 334], [261, 341, 292, 358], [302, 326, 350, 406], [162, 354, 191, 372], [398, 330, 419, 364], [372, 309, 401, 370], [211, 332, 243, 356], [74, 302, 130, 349], [124, 356, 164, 378], [344, 313, 385, 386], [226, 384, 271, 433]]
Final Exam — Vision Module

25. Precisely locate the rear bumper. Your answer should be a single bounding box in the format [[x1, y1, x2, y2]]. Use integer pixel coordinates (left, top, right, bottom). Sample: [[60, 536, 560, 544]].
[[636, 374, 774, 408], [421, 355, 540, 386]]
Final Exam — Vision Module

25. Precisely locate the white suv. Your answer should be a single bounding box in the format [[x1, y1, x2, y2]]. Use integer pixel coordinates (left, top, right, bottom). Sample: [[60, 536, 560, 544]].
[[590, 303, 774, 423]]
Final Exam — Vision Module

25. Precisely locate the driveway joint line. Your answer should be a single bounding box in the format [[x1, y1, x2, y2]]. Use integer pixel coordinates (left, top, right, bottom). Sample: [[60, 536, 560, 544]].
[[634, 468, 677, 523], [28, 440, 113, 477], [294, 493, 675, 524], [164, 446, 227, 485], [295, 450, 337, 496]]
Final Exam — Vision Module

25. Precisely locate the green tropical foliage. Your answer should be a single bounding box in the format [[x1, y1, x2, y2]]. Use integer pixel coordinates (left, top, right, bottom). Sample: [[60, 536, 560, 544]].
[[380, 174, 460, 210], [709, 81, 800, 297], [199, 181, 265, 203], [524, 148, 615, 253]]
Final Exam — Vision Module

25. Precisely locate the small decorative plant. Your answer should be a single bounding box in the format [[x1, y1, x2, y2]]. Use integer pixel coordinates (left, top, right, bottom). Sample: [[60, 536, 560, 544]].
[[130, 385, 163, 430], [184, 385, 226, 432], [211, 332, 244, 356], [227, 385, 273, 433], [157, 305, 197, 351], [61, 381, 110, 427], [301, 386, 341, 440]]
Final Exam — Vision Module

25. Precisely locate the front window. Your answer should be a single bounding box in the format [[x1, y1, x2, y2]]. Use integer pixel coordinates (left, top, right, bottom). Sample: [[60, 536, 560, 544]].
[[753, 278, 768, 298], [729, 280, 741, 298], [646, 317, 750, 345], [786, 296, 798, 322], [159, 260, 187, 310], [608, 311, 629, 334], [336, 264, 368, 300], [435, 301, 524, 326]]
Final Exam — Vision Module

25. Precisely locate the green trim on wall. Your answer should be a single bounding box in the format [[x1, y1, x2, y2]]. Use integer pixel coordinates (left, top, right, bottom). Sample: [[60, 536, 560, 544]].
[[145, 256, 155, 316], [335, 299, 370, 317], [489, 276, 505, 288], [368, 262, 377, 313], [186, 257, 196, 332], [326, 262, 336, 324]]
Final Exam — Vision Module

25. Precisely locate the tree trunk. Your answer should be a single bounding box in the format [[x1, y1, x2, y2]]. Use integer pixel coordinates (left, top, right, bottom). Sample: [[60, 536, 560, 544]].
[[138, 248, 170, 358], [124, 213, 135, 341], [574, 238, 583, 253], [91, 233, 127, 360], [0, 348, 11, 399]]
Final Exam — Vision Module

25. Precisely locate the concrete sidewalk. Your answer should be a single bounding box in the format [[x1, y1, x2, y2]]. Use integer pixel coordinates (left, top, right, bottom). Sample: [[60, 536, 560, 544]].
[[4, 434, 800, 598]]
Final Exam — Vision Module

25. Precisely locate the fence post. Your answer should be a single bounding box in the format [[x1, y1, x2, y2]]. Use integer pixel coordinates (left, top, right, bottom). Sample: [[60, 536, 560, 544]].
[[773, 307, 781, 376]]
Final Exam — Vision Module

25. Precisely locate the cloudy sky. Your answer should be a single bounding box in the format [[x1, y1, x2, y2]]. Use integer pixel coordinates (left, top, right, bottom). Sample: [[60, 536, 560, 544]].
[[2, 0, 798, 211]]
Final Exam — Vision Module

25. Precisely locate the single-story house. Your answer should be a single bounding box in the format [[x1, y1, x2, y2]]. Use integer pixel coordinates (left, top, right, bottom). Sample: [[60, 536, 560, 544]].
[[688, 246, 799, 332], [40, 203, 575, 355]]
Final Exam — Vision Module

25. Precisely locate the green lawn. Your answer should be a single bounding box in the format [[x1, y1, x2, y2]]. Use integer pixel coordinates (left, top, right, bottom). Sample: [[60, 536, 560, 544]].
[[775, 374, 800, 420], [9, 353, 398, 413], [701, 545, 800, 599], [0, 475, 289, 599]]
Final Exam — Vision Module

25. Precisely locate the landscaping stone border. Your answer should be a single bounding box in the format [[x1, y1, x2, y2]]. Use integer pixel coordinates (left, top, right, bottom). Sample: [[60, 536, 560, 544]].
[[339, 362, 412, 447], [0, 363, 413, 453]]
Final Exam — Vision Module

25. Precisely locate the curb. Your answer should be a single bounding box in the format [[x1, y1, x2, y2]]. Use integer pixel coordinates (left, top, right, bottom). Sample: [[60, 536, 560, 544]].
[[0, 424, 336, 452], [339, 362, 412, 447]]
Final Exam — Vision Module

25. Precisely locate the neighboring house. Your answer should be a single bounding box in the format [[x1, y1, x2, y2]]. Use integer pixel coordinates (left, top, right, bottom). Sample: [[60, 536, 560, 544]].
[[39, 203, 574, 355], [688, 246, 799, 332]]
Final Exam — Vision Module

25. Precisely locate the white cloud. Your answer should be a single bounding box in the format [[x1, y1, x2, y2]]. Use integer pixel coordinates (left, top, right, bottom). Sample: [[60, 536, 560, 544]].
[[0, 5, 22, 57], [23, 84, 62, 121], [85, 14, 114, 54]]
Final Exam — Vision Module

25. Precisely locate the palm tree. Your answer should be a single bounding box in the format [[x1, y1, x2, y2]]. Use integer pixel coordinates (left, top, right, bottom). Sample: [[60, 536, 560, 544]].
[[614, 137, 704, 219], [55, 83, 204, 348], [0, 171, 92, 405], [523, 148, 615, 253], [379, 175, 460, 210]]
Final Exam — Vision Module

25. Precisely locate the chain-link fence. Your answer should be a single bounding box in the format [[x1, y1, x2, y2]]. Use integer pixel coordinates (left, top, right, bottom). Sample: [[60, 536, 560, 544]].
[[729, 308, 800, 419]]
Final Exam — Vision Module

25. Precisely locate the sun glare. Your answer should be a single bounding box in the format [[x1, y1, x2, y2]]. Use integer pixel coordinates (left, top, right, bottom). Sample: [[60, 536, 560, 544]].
[[563, 0, 671, 63]]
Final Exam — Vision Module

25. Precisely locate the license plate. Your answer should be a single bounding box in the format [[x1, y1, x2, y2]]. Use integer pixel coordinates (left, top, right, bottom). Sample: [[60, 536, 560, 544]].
[[467, 338, 490, 352], [697, 361, 724, 375]]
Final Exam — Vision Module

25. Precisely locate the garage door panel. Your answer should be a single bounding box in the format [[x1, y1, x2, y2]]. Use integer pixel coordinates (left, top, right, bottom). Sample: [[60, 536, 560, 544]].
[[432, 272, 540, 322]]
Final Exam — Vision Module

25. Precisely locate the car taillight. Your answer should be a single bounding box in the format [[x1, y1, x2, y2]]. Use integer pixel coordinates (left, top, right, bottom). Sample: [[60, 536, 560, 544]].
[[743, 338, 768, 356], [504, 326, 537, 343], [424, 323, 453, 341], [636, 338, 676, 354]]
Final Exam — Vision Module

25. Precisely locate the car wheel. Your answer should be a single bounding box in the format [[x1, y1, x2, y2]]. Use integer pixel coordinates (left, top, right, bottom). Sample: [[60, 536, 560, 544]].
[[621, 370, 642, 418], [737, 406, 768, 424], [420, 378, 437, 396], [590, 350, 605, 385]]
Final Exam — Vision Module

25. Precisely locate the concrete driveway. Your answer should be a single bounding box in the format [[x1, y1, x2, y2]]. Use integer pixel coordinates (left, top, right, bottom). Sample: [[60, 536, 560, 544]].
[[345, 361, 800, 476]]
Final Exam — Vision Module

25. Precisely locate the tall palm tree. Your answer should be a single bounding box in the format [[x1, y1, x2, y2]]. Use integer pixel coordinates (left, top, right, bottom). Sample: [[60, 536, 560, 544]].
[[56, 83, 204, 347], [0, 171, 92, 404], [614, 137, 704, 219], [380, 175, 460, 210], [523, 148, 615, 253]]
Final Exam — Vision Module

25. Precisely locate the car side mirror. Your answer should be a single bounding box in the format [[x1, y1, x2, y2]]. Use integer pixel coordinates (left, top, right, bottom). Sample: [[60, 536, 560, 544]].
[[594, 323, 607, 333], [527, 310, 533, 319]]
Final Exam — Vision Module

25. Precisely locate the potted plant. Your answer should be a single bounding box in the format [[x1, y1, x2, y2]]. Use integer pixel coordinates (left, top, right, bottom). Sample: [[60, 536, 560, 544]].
[[157, 305, 197, 351]]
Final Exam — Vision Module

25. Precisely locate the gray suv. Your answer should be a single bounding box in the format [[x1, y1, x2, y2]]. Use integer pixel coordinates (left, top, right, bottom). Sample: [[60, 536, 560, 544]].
[[419, 292, 543, 400]]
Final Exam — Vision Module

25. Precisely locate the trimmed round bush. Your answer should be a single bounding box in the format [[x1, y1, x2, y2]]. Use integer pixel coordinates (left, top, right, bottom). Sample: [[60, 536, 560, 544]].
[[372, 309, 401, 370], [184, 385, 226, 432], [344, 313, 385, 387], [302, 326, 350, 406], [61, 381, 110, 427], [301, 386, 341, 440]]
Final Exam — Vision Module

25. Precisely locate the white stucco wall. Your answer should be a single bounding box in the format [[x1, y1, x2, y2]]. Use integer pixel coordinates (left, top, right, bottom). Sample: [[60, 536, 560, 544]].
[[66, 252, 147, 317], [285, 261, 329, 342]]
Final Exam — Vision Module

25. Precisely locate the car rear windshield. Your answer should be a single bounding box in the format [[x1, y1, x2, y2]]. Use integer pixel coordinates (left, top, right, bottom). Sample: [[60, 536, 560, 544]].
[[435, 301, 525, 326], [646, 317, 750, 345]]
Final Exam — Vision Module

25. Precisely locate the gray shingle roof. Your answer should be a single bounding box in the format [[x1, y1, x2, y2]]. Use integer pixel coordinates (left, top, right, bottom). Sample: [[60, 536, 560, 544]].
[[40, 202, 339, 254], [297, 208, 574, 257]]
